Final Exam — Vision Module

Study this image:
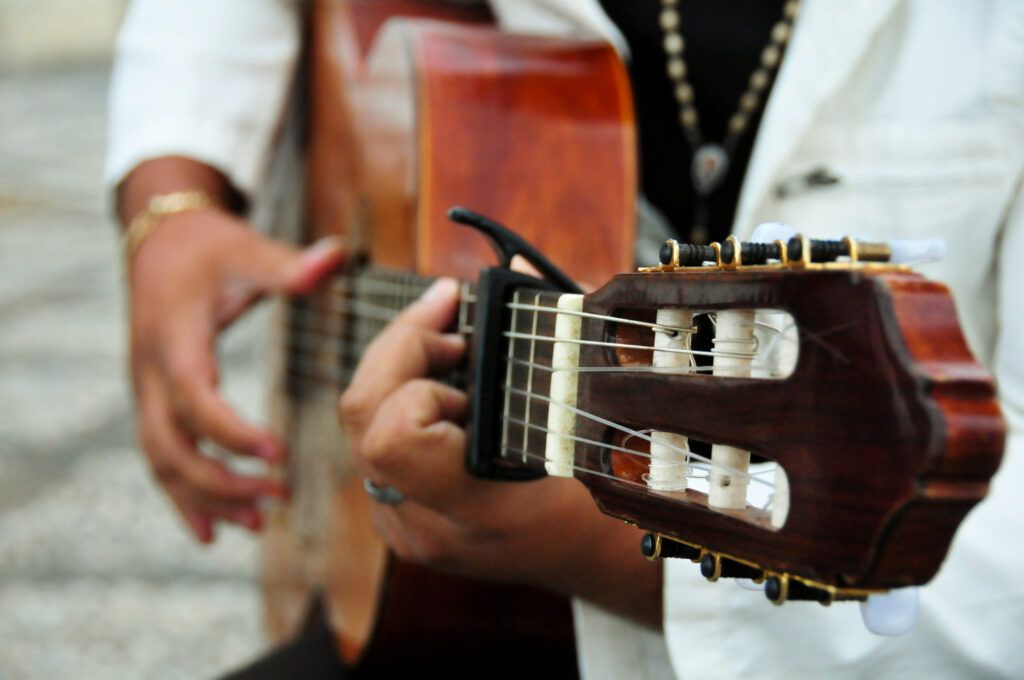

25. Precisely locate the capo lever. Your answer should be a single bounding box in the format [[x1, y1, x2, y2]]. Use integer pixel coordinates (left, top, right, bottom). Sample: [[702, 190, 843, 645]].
[[448, 207, 582, 293]]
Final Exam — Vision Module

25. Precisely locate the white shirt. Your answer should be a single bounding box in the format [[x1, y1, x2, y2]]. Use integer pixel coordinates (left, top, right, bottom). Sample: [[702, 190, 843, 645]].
[[107, 1, 1024, 678]]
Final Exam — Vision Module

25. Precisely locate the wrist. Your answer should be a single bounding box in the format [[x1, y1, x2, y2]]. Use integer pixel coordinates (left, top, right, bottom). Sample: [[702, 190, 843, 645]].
[[116, 156, 242, 229], [122, 190, 219, 279]]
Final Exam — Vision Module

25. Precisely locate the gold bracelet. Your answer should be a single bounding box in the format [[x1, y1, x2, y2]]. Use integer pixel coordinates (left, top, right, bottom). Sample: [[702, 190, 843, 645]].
[[122, 190, 215, 278]]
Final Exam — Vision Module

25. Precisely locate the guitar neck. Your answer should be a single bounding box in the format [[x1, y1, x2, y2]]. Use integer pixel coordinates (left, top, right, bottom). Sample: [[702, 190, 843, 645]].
[[283, 266, 480, 395], [283, 267, 568, 467]]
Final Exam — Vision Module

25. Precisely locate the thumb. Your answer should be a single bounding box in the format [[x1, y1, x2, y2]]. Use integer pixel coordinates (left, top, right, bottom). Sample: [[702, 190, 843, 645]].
[[394, 277, 462, 333], [281, 236, 346, 294], [232, 234, 346, 296]]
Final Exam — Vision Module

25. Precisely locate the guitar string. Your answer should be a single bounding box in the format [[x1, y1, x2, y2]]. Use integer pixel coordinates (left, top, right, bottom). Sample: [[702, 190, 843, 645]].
[[505, 449, 779, 514], [502, 414, 658, 458], [291, 284, 785, 363], [501, 414, 778, 488], [506, 302, 786, 336], [506, 357, 778, 375], [282, 378, 778, 488], [288, 292, 769, 353], [502, 331, 756, 360], [503, 447, 634, 485], [309, 271, 788, 335], [284, 278, 788, 515], [280, 319, 770, 372], [323, 278, 433, 294], [501, 414, 719, 484], [293, 298, 406, 323], [298, 293, 783, 339], [285, 283, 784, 489], [282, 352, 783, 405], [284, 329, 773, 381], [277, 367, 779, 502], [282, 309, 783, 395], [502, 385, 772, 487], [505, 301, 697, 336]]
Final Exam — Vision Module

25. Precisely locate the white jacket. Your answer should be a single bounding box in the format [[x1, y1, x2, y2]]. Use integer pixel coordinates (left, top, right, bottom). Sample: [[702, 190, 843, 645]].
[[108, 1, 1024, 678]]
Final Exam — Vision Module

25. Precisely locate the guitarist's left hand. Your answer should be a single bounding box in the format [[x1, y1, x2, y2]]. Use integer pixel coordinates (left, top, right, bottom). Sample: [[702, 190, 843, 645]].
[[340, 278, 662, 629]]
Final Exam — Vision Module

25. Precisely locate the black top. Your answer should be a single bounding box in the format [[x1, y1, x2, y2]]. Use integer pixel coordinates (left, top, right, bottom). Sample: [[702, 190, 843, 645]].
[[598, 0, 786, 242]]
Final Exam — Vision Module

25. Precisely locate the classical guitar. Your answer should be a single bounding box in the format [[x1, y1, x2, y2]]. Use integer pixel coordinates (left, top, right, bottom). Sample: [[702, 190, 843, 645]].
[[262, 0, 634, 672], [263, 0, 1002, 669]]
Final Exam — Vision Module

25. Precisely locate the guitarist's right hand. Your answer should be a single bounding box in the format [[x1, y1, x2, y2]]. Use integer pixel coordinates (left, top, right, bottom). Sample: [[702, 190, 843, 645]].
[[119, 158, 344, 543]]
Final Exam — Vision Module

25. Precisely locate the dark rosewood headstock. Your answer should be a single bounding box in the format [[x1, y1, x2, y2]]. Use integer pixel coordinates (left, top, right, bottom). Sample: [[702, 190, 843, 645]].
[[574, 265, 1004, 600]]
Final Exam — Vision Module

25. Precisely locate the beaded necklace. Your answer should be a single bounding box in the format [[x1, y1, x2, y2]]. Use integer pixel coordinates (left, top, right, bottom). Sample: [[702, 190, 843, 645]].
[[658, 0, 800, 239]]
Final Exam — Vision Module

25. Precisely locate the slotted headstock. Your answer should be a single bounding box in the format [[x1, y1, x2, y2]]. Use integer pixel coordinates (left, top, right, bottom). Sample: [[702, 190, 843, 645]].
[[572, 263, 1004, 601], [461, 215, 1006, 606]]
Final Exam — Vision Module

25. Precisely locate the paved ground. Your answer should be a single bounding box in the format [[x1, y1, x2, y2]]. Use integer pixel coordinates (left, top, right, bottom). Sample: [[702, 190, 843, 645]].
[[0, 66, 270, 679]]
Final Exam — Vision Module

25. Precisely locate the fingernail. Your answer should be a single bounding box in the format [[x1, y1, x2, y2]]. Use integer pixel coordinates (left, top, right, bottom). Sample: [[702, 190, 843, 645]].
[[254, 439, 283, 461], [233, 509, 262, 531], [420, 277, 459, 302], [305, 235, 343, 258], [441, 332, 467, 350]]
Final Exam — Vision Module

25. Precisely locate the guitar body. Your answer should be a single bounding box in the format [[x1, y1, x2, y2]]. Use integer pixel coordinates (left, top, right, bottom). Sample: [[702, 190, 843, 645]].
[[262, 0, 636, 671]]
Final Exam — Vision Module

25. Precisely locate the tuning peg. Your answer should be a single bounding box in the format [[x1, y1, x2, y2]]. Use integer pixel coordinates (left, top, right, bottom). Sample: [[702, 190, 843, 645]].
[[719, 237, 783, 266], [640, 533, 701, 561], [700, 553, 765, 582], [658, 240, 717, 267], [764, 575, 833, 605], [786, 236, 892, 264]]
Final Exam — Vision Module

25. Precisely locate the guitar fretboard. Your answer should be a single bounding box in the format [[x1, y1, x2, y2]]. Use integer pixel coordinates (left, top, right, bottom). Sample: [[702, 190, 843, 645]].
[[285, 267, 439, 394], [498, 289, 563, 471], [283, 267, 565, 469]]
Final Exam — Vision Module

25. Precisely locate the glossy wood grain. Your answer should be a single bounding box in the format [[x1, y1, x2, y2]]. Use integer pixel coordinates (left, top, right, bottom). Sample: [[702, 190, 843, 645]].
[[356, 21, 635, 280], [264, 0, 498, 651], [264, 0, 636, 669]]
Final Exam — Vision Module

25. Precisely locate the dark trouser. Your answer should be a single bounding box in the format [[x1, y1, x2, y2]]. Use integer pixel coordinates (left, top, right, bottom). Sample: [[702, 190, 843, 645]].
[[221, 597, 345, 680]]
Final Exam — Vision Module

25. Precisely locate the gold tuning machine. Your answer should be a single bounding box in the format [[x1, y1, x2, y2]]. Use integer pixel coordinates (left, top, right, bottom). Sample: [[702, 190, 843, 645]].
[[641, 532, 886, 606], [644, 235, 894, 271]]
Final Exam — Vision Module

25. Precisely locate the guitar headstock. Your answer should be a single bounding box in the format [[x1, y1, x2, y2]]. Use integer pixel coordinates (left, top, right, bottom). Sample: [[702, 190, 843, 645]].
[[567, 238, 1004, 603], [463, 221, 1005, 606]]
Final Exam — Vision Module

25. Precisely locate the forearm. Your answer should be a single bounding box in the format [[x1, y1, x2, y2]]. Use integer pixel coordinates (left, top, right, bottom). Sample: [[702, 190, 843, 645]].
[[116, 156, 241, 228]]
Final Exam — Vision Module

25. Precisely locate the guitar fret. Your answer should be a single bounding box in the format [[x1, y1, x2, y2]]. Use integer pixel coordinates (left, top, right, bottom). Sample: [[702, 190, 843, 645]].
[[497, 290, 561, 470], [500, 291, 519, 461], [505, 293, 530, 463], [521, 292, 541, 463]]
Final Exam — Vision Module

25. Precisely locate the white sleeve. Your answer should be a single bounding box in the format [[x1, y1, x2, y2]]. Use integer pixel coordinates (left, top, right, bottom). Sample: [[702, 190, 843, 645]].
[[994, 173, 1024, 432], [571, 599, 674, 679], [489, 0, 628, 55], [105, 0, 301, 200]]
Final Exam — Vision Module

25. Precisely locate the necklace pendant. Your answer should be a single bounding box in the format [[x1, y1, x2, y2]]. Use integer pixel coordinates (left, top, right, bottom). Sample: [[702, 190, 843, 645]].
[[692, 144, 730, 196]]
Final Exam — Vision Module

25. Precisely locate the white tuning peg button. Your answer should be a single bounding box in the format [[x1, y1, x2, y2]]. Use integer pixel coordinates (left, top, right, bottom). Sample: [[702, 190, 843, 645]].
[[735, 578, 765, 592], [888, 239, 947, 265], [860, 587, 919, 636], [750, 221, 796, 244]]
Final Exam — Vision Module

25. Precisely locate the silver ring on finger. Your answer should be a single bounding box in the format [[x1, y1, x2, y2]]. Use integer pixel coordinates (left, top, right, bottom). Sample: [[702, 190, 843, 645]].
[[363, 477, 406, 506]]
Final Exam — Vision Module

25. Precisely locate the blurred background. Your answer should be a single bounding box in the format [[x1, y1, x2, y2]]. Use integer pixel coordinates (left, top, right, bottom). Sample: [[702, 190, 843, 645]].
[[1, 1, 271, 677]]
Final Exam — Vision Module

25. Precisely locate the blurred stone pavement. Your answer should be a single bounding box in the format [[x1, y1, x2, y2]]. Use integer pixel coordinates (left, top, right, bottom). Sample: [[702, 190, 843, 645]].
[[0, 66, 272, 679]]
